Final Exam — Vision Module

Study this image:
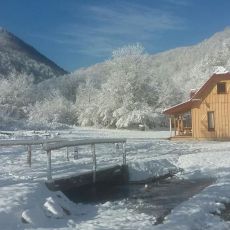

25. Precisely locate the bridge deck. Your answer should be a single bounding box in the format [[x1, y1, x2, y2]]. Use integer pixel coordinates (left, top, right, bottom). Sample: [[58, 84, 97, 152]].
[[46, 165, 129, 191]]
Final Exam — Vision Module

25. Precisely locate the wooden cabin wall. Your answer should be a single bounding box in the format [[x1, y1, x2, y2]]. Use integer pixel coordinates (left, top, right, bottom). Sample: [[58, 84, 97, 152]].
[[192, 80, 230, 139]]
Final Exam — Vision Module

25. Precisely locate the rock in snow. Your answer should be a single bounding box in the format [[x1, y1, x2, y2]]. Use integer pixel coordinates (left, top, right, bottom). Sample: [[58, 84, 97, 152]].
[[43, 197, 65, 218]]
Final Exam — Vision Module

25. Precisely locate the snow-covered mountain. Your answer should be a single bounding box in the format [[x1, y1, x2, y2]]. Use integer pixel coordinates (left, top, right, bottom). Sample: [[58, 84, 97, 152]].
[[0, 27, 68, 82]]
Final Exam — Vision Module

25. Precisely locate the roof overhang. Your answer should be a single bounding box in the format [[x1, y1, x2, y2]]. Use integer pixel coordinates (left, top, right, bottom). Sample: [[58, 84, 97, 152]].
[[163, 99, 200, 116]]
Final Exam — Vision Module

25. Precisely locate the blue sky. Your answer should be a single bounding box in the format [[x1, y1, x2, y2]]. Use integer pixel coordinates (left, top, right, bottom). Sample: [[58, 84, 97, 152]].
[[1, 0, 230, 71]]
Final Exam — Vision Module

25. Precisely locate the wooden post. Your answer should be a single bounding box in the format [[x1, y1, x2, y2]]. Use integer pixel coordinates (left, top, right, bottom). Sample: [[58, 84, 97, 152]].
[[91, 144, 96, 184], [47, 150, 52, 181], [174, 117, 177, 136], [180, 115, 184, 135], [169, 117, 172, 137], [74, 146, 78, 159], [27, 145, 32, 167], [115, 143, 119, 155], [122, 142, 126, 165], [66, 147, 69, 161]]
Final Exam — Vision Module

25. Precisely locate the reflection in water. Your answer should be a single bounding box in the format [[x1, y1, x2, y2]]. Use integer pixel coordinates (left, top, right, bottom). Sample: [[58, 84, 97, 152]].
[[64, 177, 214, 225]]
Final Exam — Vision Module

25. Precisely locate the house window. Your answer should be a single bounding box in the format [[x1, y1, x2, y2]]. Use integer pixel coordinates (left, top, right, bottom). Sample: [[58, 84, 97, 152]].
[[217, 82, 226, 94], [207, 111, 215, 131]]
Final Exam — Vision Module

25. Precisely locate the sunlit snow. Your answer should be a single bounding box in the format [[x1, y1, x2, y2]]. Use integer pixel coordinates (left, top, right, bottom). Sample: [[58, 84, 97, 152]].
[[1, 127, 230, 229], [214, 66, 229, 74]]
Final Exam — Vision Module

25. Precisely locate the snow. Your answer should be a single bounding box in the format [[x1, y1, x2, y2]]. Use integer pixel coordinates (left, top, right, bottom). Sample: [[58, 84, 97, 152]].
[[128, 159, 176, 182], [1, 127, 230, 229], [43, 197, 66, 218], [214, 66, 229, 74]]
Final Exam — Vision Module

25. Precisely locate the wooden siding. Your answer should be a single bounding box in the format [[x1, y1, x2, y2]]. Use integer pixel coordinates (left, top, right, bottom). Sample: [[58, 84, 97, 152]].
[[192, 80, 230, 139]]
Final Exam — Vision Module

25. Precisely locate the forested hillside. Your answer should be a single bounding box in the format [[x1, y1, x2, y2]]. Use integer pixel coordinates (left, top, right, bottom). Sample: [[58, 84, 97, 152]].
[[62, 28, 230, 129], [0, 27, 68, 82], [1, 28, 230, 130]]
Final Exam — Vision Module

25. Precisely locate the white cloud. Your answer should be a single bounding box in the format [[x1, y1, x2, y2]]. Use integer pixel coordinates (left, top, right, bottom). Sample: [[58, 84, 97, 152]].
[[32, 2, 186, 59], [164, 0, 190, 6]]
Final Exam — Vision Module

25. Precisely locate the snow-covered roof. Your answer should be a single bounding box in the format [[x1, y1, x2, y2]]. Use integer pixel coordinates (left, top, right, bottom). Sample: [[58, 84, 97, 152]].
[[163, 100, 194, 115], [213, 66, 229, 74], [164, 72, 230, 115]]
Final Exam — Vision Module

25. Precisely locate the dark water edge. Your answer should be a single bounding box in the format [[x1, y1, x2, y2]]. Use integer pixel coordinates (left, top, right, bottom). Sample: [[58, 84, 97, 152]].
[[217, 203, 230, 221], [64, 177, 214, 225]]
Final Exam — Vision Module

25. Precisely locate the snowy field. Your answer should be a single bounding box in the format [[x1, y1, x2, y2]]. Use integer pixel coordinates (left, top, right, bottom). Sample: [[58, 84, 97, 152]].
[[1, 127, 230, 229]]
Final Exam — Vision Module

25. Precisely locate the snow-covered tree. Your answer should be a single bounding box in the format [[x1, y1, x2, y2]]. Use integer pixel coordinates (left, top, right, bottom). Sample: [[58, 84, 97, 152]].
[[28, 91, 76, 126], [76, 44, 160, 129], [0, 73, 34, 120]]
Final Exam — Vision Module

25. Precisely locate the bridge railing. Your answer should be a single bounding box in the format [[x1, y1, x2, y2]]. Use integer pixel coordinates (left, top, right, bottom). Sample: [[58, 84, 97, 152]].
[[0, 138, 64, 167], [43, 138, 127, 183]]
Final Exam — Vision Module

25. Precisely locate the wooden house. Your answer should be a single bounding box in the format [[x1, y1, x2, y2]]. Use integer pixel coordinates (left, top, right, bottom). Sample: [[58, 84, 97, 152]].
[[163, 72, 230, 140]]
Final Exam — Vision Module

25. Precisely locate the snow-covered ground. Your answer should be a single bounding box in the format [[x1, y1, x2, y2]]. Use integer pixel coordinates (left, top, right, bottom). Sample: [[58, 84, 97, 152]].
[[1, 127, 230, 229]]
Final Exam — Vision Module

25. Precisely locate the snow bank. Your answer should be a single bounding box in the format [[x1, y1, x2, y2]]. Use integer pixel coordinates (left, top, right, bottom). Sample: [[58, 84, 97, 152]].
[[154, 180, 230, 230], [128, 159, 177, 182], [177, 149, 230, 179], [156, 144, 230, 230]]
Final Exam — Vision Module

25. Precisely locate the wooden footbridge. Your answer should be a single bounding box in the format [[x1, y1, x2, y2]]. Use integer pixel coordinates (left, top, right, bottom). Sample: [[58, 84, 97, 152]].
[[0, 137, 127, 191]]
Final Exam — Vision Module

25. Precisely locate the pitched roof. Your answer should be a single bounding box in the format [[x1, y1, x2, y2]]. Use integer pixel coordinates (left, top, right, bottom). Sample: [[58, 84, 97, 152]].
[[163, 72, 230, 115], [163, 99, 199, 115], [192, 72, 230, 99]]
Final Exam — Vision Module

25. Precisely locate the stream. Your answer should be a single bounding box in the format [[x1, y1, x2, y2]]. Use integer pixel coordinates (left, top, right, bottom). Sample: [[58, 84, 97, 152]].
[[64, 177, 214, 225]]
